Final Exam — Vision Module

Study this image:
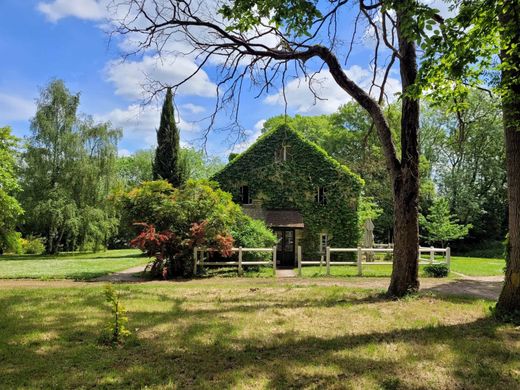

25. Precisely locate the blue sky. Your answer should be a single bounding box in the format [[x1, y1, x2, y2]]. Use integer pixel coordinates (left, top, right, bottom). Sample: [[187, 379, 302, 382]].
[[0, 0, 445, 158]]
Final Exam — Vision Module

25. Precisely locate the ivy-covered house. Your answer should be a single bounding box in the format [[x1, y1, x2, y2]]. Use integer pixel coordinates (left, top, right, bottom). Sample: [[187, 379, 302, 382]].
[[212, 124, 363, 267]]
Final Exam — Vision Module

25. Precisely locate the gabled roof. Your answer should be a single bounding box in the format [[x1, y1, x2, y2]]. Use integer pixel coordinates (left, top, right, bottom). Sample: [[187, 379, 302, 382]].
[[213, 124, 364, 188]]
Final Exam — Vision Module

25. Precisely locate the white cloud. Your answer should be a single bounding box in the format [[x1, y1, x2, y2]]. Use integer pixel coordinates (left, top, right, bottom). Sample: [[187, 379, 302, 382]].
[[96, 103, 199, 147], [118, 148, 131, 157], [105, 55, 217, 100], [264, 65, 401, 115], [182, 103, 206, 114], [37, 0, 106, 22], [0, 93, 35, 121]]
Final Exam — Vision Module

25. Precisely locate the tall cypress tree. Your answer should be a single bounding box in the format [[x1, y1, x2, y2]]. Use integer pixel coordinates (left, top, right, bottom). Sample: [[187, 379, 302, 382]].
[[153, 87, 182, 186]]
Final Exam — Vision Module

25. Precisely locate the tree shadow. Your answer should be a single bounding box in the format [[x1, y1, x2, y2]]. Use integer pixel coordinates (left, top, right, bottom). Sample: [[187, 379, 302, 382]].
[[0, 286, 517, 389], [422, 278, 504, 301]]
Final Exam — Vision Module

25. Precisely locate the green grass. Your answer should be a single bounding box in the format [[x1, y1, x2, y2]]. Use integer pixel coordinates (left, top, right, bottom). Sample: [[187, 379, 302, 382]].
[[0, 249, 149, 280], [301, 256, 506, 278], [0, 280, 517, 389]]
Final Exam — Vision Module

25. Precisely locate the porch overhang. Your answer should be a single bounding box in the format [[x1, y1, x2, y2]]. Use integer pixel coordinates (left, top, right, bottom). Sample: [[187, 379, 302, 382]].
[[264, 209, 304, 229]]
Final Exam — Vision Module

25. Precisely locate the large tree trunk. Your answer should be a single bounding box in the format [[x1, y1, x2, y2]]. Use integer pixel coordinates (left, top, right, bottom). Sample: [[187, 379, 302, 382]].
[[496, 2, 520, 314], [387, 6, 421, 297]]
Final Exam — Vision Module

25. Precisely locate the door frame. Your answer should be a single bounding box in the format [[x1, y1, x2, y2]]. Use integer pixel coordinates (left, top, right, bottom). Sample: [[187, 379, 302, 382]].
[[274, 228, 295, 268]]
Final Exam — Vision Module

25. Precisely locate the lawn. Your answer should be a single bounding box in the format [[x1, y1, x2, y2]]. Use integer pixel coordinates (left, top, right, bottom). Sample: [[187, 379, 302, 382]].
[[0, 280, 517, 389], [0, 249, 149, 280], [301, 256, 506, 278]]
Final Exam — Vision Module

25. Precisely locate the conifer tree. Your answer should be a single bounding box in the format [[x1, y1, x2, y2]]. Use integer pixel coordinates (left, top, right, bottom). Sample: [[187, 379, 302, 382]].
[[153, 88, 182, 186]]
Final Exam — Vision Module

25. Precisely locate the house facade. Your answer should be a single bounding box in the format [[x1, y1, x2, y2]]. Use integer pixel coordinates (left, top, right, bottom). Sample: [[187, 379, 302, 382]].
[[212, 124, 363, 267]]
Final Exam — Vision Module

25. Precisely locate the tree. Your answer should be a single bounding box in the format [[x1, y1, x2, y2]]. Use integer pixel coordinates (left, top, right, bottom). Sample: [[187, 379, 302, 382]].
[[420, 0, 520, 315], [421, 92, 506, 247], [111, 0, 450, 296], [420, 197, 471, 248], [21, 80, 121, 253], [153, 87, 182, 186], [0, 126, 23, 254], [117, 149, 155, 188]]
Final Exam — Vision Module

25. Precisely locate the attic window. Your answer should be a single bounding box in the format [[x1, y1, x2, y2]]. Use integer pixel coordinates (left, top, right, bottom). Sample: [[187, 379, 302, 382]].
[[274, 145, 288, 162], [316, 187, 327, 205], [239, 185, 252, 205]]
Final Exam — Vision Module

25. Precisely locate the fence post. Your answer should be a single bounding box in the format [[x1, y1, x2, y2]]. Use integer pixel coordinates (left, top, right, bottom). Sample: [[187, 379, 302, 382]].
[[238, 246, 243, 276], [430, 246, 434, 263], [297, 246, 302, 277], [326, 246, 331, 276], [357, 247, 362, 276], [446, 247, 451, 272], [193, 247, 198, 275], [272, 246, 277, 276]]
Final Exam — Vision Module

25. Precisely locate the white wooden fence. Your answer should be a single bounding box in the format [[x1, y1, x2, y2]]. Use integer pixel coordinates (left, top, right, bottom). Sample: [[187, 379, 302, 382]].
[[193, 246, 277, 275], [297, 246, 450, 276]]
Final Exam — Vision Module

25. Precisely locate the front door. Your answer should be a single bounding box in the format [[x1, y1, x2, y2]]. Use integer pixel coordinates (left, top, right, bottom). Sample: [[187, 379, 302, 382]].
[[274, 229, 295, 268]]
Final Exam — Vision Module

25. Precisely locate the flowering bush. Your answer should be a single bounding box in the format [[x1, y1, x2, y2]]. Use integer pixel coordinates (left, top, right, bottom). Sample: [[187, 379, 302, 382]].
[[122, 179, 273, 278]]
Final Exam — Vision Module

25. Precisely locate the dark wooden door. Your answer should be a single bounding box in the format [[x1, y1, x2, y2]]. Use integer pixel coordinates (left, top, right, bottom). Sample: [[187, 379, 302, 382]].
[[275, 229, 295, 268]]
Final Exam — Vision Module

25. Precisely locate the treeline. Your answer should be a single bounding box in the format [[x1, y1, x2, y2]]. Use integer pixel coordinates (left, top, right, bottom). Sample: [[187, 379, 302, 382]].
[[262, 91, 506, 255], [0, 80, 223, 255]]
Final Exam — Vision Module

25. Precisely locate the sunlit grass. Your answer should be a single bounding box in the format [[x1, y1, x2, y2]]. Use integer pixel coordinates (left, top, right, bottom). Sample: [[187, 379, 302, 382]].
[[0, 280, 517, 389], [0, 249, 148, 280], [301, 256, 506, 278]]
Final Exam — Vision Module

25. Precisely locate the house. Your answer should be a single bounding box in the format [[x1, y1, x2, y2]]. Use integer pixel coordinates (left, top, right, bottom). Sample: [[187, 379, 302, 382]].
[[212, 124, 363, 267]]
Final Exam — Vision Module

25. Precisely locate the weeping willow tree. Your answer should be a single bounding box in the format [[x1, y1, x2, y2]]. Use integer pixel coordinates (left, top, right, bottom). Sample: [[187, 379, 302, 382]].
[[21, 80, 121, 253]]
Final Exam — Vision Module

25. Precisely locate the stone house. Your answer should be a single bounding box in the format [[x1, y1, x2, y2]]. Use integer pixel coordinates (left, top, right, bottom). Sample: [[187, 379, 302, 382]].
[[212, 124, 363, 267]]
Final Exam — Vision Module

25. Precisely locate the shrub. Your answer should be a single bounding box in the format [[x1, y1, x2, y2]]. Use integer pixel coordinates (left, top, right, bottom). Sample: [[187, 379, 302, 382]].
[[22, 237, 45, 255], [232, 217, 276, 261], [424, 263, 449, 278], [123, 179, 273, 278], [1, 231, 22, 254], [101, 284, 131, 345]]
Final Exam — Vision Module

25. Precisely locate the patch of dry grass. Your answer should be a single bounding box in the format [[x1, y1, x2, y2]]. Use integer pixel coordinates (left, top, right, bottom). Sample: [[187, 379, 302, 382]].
[[0, 280, 518, 389]]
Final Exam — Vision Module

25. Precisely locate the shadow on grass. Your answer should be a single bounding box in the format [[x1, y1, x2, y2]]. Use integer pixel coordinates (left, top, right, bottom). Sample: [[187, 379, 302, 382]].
[[0, 287, 517, 389], [422, 278, 503, 301]]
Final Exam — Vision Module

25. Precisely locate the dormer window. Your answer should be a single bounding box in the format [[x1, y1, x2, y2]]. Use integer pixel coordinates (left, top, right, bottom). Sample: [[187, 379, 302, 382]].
[[239, 185, 252, 204], [274, 145, 288, 163], [316, 186, 327, 205]]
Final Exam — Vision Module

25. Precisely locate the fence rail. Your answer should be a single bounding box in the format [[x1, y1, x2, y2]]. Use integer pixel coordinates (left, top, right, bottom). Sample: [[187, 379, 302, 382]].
[[193, 246, 277, 276], [298, 246, 450, 276]]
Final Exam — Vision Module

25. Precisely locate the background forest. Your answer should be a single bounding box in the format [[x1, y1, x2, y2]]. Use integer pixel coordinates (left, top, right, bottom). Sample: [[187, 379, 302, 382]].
[[0, 79, 506, 258]]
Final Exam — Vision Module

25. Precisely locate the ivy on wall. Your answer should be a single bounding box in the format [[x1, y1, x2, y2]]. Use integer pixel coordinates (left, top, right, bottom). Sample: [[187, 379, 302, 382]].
[[212, 124, 363, 259]]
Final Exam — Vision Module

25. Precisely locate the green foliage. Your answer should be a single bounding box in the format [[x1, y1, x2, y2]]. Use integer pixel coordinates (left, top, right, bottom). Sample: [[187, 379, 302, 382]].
[[219, 0, 322, 37], [116, 149, 154, 188], [420, 92, 506, 243], [213, 124, 363, 259], [120, 180, 275, 277], [420, 197, 472, 247], [20, 80, 121, 254], [0, 126, 23, 254], [423, 263, 449, 278], [179, 147, 225, 181], [232, 217, 276, 261], [261, 104, 401, 242], [102, 284, 131, 345], [358, 196, 383, 240], [20, 237, 46, 255], [153, 88, 182, 186]]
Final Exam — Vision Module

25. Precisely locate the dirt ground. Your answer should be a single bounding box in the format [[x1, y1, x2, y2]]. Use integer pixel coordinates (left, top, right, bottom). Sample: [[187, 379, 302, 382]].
[[0, 267, 504, 300]]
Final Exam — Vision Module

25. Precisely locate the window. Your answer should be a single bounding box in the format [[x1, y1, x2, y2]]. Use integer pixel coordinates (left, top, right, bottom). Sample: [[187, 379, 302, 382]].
[[316, 186, 327, 205], [274, 145, 288, 162], [239, 185, 251, 204], [319, 233, 328, 254]]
